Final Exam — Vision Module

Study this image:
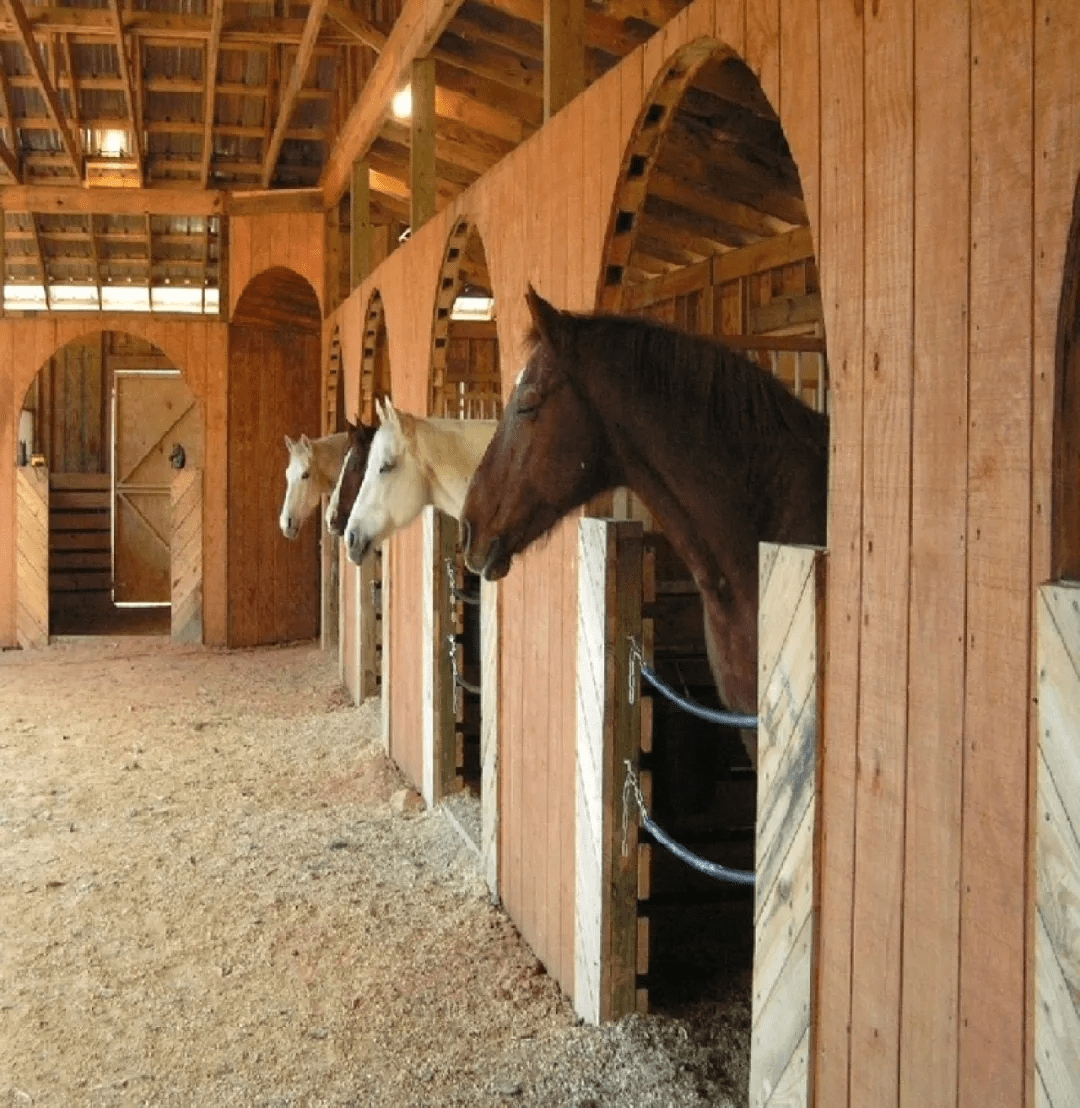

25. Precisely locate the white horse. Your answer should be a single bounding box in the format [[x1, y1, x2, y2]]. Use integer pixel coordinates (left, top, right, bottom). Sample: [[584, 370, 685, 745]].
[[279, 431, 350, 540], [342, 398, 496, 564]]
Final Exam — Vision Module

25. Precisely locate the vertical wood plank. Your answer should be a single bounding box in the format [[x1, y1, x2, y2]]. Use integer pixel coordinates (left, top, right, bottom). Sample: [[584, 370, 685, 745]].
[[351, 158, 372, 291], [961, 1, 1034, 1104], [899, 0, 969, 1103], [814, 0, 864, 1099], [849, 0, 914, 1103]]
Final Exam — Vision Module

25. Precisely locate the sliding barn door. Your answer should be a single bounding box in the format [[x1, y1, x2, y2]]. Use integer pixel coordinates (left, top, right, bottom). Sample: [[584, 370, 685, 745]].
[[112, 371, 202, 604]]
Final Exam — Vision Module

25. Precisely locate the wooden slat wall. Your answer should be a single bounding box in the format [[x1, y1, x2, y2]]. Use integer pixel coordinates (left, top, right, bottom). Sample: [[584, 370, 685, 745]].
[[1034, 583, 1080, 1107], [0, 316, 228, 648], [752, 544, 824, 1108], [325, 3, 1078, 1103], [15, 466, 49, 648], [171, 468, 203, 643]]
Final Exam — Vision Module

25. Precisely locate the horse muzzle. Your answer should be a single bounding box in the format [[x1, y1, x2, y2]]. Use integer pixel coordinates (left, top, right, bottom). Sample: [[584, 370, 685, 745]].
[[346, 528, 373, 565]]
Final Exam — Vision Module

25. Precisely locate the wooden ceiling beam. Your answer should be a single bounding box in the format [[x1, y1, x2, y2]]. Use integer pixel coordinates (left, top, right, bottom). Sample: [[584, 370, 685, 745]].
[[0, 135, 20, 180], [380, 115, 512, 177], [107, 0, 144, 182], [2, 0, 82, 178], [321, 0, 467, 207], [29, 214, 50, 305], [433, 57, 542, 128], [260, 0, 328, 188], [200, 0, 224, 186], [86, 214, 103, 306]]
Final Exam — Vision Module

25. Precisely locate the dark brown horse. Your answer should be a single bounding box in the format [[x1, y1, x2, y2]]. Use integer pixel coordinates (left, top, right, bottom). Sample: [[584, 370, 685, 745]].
[[325, 419, 378, 536], [460, 287, 828, 744]]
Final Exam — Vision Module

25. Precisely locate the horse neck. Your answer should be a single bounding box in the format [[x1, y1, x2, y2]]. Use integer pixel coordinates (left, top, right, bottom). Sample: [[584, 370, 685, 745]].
[[415, 419, 496, 519], [311, 433, 349, 493]]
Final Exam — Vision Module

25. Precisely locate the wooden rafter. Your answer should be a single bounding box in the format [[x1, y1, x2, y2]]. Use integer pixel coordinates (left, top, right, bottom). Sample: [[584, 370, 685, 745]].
[[260, 0, 329, 188], [144, 214, 153, 288], [2, 0, 81, 178], [107, 0, 144, 181], [0, 42, 18, 167], [200, 0, 224, 187], [29, 214, 49, 306], [60, 34, 81, 139], [0, 134, 18, 180], [86, 213, 103, 306], [322, 0, 466, 205]]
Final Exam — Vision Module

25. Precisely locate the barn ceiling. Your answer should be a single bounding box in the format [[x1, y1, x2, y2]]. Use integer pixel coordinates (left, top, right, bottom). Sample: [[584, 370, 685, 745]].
[[0, 0, 807, 307]]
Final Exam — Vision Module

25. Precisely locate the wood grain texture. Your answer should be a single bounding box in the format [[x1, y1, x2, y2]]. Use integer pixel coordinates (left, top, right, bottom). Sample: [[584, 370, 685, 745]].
[[1035, 583, 1080, 1108], [751, 544, 823, 1108], [15, 466, 49, 648], [171, 467, 203, 643]]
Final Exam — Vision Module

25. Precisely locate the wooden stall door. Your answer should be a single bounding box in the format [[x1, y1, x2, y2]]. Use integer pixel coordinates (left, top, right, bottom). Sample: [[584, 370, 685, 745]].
[[171, 468, 203, 643], [16, 466, 49, 647], [1035, 582, 1080, 1108], [113, 372, 200, 604]]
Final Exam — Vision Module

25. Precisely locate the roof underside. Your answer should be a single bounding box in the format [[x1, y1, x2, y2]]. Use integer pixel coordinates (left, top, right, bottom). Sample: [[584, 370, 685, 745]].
[[0, 0, 806, 306]]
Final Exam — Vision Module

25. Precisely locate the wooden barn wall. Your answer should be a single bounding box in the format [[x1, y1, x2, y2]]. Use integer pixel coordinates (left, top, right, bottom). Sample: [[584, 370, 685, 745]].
[[228, 211, 325, 321], [331, 1, 1078, 1103], [0, 316, 229, 648]]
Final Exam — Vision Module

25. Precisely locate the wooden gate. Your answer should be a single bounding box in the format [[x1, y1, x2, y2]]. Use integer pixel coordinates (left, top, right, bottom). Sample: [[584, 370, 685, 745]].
[[574, 524, 824, 1102], [1035, 581, 1080, 1107], [750, 543, 824, 1108], [15, 466, 49, 648], [171, 468, 202, 643], [113, 371, 200, 604]]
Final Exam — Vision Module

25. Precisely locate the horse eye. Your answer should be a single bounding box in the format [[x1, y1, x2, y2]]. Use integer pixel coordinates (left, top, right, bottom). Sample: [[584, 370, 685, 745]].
[[379, 459, 396, 474], [517, 386, 541, 417], [301, 470, 311, 480]]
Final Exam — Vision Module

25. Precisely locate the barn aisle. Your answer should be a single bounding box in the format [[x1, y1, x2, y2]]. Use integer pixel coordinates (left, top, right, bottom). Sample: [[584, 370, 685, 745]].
[[0, 640, 748, 1106]]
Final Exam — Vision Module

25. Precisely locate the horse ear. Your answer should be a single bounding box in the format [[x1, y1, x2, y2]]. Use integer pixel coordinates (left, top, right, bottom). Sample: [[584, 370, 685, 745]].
[[525, 284, 567, 349], [284, 434, 295, 451], [300, 433, 312, 449]]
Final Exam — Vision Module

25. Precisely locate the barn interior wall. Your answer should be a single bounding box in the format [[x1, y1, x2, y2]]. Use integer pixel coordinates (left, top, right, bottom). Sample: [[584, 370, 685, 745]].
[[332, 1, 1079, 1105]]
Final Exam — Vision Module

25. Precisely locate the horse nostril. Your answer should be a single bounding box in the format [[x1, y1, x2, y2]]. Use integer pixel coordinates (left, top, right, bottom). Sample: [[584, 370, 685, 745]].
[[461, 518, 472, 554]]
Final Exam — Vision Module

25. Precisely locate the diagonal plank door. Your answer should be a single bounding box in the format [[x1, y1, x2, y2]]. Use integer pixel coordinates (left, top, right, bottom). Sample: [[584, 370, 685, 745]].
[[113, 371, 202, 604]]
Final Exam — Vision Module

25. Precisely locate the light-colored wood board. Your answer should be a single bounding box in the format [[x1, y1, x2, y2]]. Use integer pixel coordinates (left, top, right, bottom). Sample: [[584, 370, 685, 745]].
[[959, 1, 1035, 1102]]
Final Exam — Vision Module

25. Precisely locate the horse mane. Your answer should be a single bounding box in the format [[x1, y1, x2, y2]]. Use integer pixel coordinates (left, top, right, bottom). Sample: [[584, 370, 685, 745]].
[[531, 311, 828, 456]]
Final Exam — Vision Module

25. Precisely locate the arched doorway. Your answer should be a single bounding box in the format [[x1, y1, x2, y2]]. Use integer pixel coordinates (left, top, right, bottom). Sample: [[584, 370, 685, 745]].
[[228, 266, 321, 648], [590, 43, 827, 1037], [424, 219, 501, 893], [15, 331, 204, 641]]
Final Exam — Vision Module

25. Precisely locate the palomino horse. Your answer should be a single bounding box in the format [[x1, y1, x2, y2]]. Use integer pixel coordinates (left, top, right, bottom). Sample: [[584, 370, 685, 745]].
[[460, 288, 828, 756], [343, 398, 496, 565], [325, 420, 379, 535], [279, 431, 350, 539]]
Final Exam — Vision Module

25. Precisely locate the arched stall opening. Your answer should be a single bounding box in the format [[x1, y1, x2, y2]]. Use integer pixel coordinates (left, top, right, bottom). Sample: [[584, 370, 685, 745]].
[[1034, 173, 1080, 1103], [14, 332, 204, 643], [425, 219, 501, 890], [320, 323, 347, 655], [591, 44, 828, 1023], [340, 292, 393, 710], [228, 266, 322, 648]]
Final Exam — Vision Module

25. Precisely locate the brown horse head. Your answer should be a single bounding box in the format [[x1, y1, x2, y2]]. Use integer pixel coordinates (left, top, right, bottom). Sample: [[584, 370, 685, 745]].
[[325, 417, 378, 536], [461, 287, 623, 579]]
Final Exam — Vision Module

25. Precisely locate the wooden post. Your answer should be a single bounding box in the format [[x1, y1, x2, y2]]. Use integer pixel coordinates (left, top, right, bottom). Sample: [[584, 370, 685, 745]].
[[750, 543, 825, 1108], [421, 506, 457, 806], [217, 213, 230, 321], [543, 0, 585, 121], [0, 200, 5, 317], [1034, 582, 1080, 1108], [480, 576, 500, 899], [350, 157, 371, 290], [409, 56, 436, 231], [574, 518, 643, 1025]]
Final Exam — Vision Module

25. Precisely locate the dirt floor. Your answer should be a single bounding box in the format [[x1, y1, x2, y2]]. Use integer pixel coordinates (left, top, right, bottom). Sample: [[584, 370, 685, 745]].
[[0, 636, 750, 1107]]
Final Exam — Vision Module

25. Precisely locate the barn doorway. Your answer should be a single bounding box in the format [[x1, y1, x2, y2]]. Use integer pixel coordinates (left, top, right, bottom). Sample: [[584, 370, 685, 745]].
[[15, 331, 204, 642], [590, 43, 828, 1032], [228, 266, 321, 648], [425, 218, 501, 894]]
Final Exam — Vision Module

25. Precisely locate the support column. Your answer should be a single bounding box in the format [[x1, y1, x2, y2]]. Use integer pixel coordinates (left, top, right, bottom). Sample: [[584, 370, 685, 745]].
[[350, 157, 371, 290], [410, 57, 436, 231], [543, 0, 585, 121]]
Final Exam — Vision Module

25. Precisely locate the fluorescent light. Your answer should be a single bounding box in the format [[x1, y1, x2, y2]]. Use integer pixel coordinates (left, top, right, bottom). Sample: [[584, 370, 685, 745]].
[[450, 295, 495, 322], [392, 86, 412, 120]]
